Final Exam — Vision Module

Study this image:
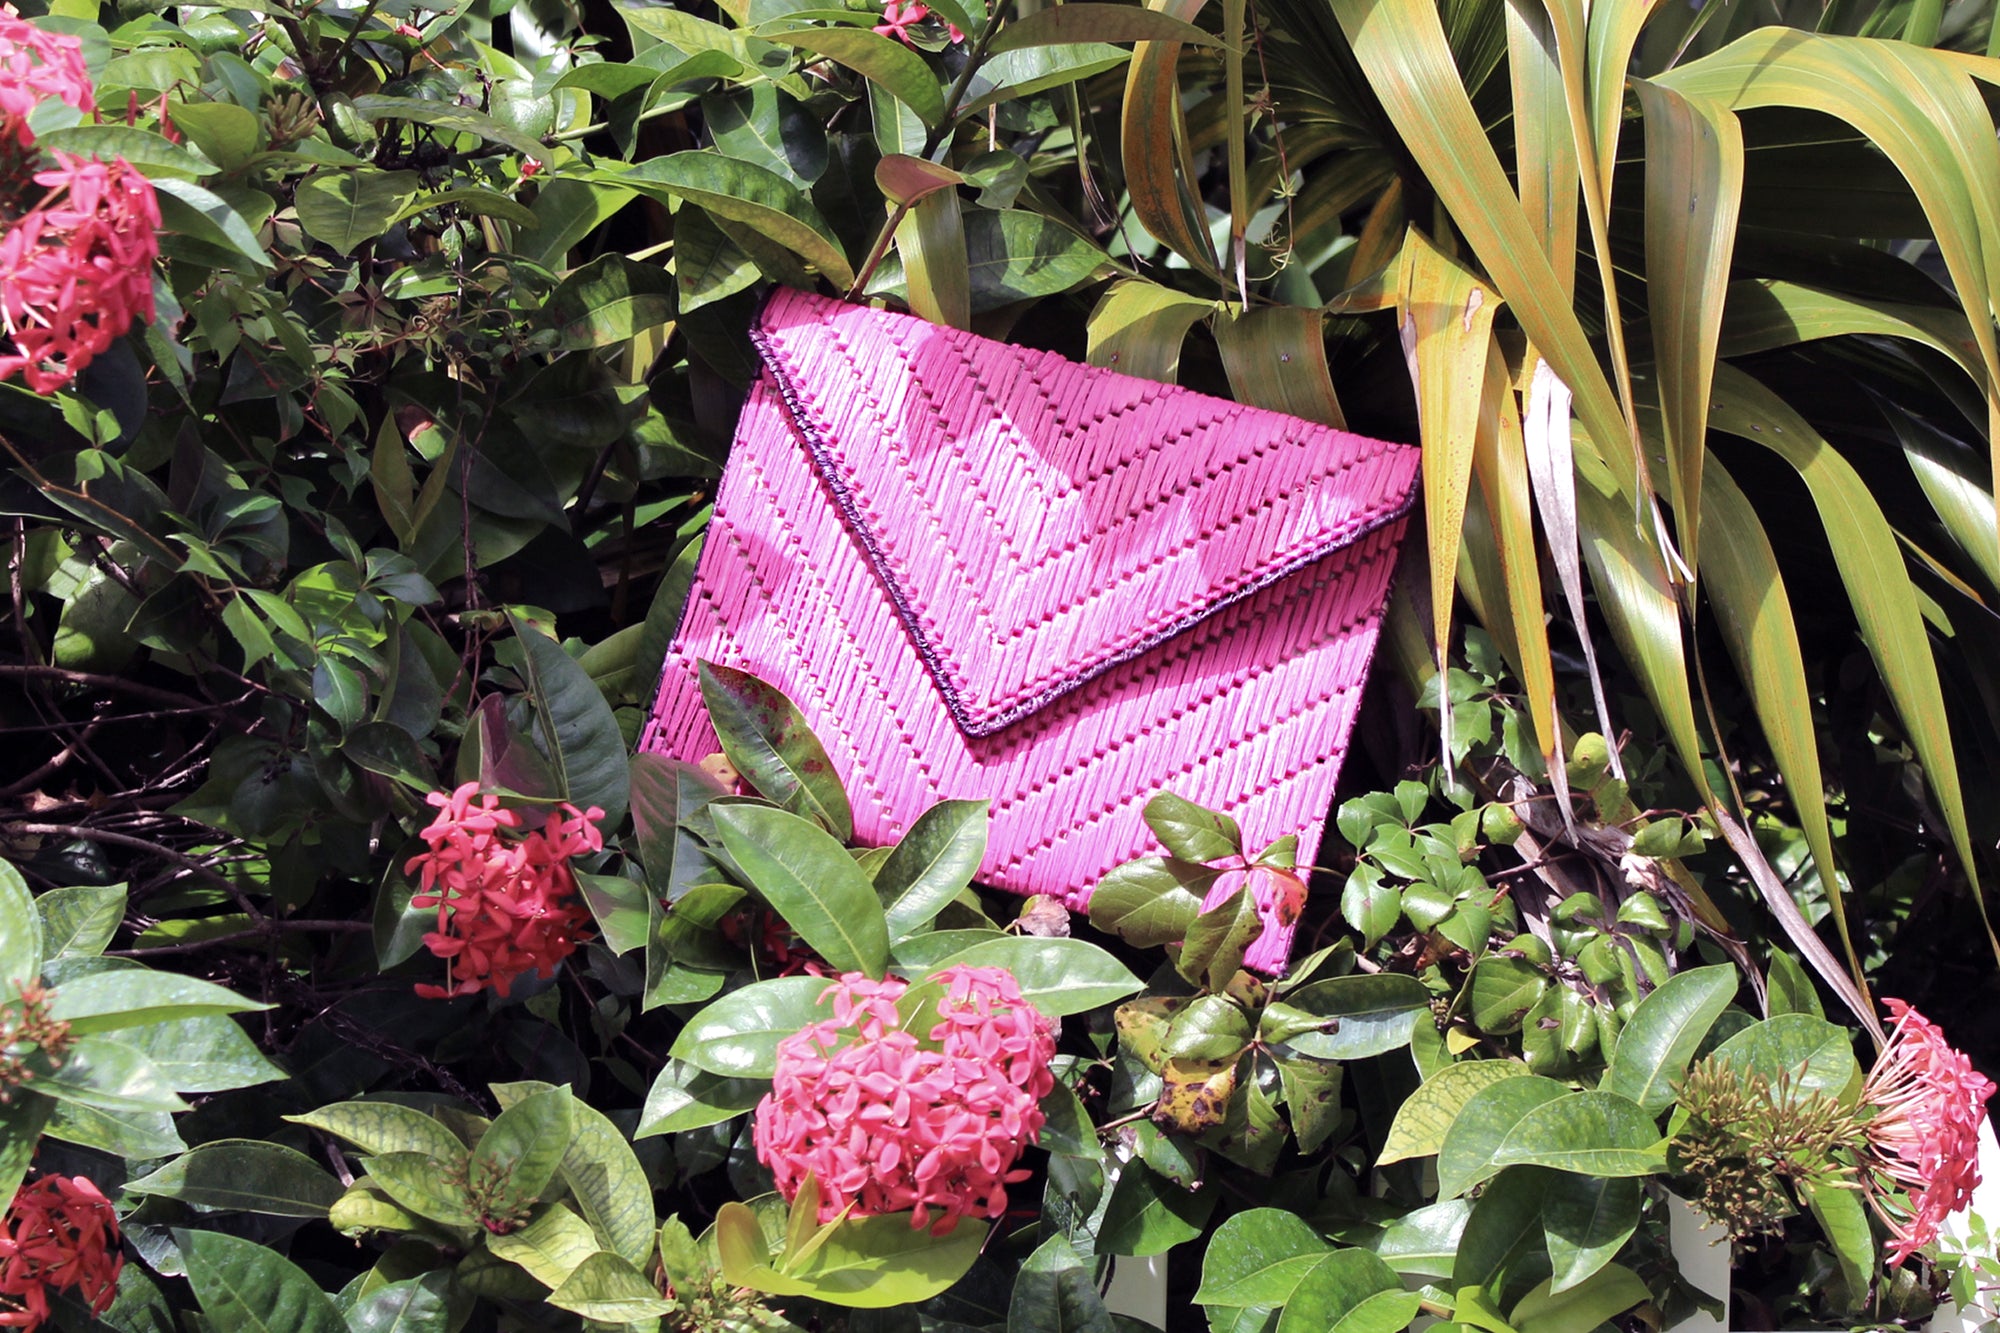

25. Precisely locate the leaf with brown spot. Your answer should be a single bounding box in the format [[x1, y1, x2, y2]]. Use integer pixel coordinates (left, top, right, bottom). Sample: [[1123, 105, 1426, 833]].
[[1153, 1053, 1241, 1134]]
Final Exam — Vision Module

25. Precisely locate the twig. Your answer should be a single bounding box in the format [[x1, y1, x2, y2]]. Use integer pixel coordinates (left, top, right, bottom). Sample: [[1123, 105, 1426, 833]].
[[5, 823, 268, 926], [106, 919, 372, 959]]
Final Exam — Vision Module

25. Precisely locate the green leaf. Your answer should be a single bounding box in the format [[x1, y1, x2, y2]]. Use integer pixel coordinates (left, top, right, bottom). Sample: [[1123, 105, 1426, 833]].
[[486, 1202, 604, 1288], [34, 1034, 188, 1114], [575, 872, 652, 956], [637, 1058, 766, 1135], [676, 208, 762, 313], [348, 94, 546, 157], [39, 125, 206, 178], [669, 975, 835, 1076], [1143, 792, 1242, 863], [548, 254, 677, 350], [1541, 1173, 1640, 1294], [713, 803, 890, 976], [1193, 1208, 1331, 1307], [0, 1095, 53, 1209], [1261, 974, 1431, 1059], [1085, 279, 1217, 383], [151, 178, 275, 272], [366, 1153, 476, 1228], [1097, 1161, 1215, 1257], [1379, 1059, 1528, 1165], [1273, 1250, 1404, 1333], [616, 153, 854, 288], [1599, 964, 1738, 1115], [471, 1085, 575, 1214], [698, 662, 853, 839], [0, 861, 43, 985], [1467, 955, 1550, 1035], [765, 27, 944, 124], [509, 614, 631, 826], [168, 101, 263, 170], [1436, 1076, 1570, 1198], [1330, 1290, 1426, 1333], [287, 1100, 468, 1162], [344, 1272, 450, 1333], [547, 1252, 677, 1321], [960, 43, 1130, 117], [1800, 1177, 1872, 1304], [47, 969, 268, 1036], [178, 1229, 347, 1333], [915, 935, 1142, 1016], [877, 799, 988, 941], [1088, 856, 1215, 946], [1360, 1198, 1471, 1281], [34, 883, 122, 960], [1509, 1264, 1649, 1333], [1765, 950, 1825, 1019], [961, 210, 1110, 311], [896, 176, 972, 329], [990, 3, 1222, 51], [126, 1140, 343, 1217], [493, 1080, 655, 1265], [293, 169, 421, 256], [1488, 1092, 1669, 1178], [1710, 1012, 1864, 1103], [43, 1099, 183, 1160], [1451, 1165, 1553, 1298], [1007, 1236, 1116, 1333], [719, 1200, 989, 1309]]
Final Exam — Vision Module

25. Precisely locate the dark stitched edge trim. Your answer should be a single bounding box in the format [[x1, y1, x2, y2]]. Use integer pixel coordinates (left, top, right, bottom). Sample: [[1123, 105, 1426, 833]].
[[747, 318, 1422, 741]]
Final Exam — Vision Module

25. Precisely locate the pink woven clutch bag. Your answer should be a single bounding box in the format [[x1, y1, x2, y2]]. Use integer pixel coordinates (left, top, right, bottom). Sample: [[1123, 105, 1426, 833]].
[[639, 289, 1420, 973]]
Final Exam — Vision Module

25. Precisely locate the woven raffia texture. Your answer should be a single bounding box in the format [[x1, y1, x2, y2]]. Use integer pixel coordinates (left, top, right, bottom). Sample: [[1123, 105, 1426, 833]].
[[641, 289, 1420, 956]]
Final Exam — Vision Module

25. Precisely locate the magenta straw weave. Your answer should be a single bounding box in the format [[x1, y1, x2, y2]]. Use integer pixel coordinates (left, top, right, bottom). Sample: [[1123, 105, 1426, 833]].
[[640, 289, 1420, 973]]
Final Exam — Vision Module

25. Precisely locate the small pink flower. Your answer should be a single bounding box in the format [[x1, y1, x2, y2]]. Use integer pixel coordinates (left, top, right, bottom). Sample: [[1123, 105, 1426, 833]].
[[0, 154, 161, 394], [0, 1174, 123, 1329], [874, 0, 959, 46], [405, 783, 603, 998], [1859, 998, 1996, 1267], [0, 7, 92, 150], [520, 157, 542, 179], [753, 966, 1056, 1234]]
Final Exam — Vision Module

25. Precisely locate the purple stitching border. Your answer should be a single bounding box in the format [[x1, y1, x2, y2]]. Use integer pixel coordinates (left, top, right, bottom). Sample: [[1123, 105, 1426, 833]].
[[745, 319, 1420, 741]]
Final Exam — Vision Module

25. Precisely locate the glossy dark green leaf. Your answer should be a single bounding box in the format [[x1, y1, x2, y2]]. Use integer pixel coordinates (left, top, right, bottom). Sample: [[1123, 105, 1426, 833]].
[[1765, 950, 1825, 1019], [1450, 1165, 1553, 1297], [508, 614, 630, 826], [1088, 856, 1216, 946], [1143, 792, 1242, 863], [44, 1099, 184, 1160], [47, 970, 267, 1035], [1599, 964, 1738, 1114], [293, 169, 420, 255], [0, 1095, 52, 1209], [1488, 1092, 1669, 1178], [1710, 1012, 1864, 1103], [1541, 1173, 1641, 1294], [1193, 1208, 1330, 1306], [127, 1140, 343, 1217], [961, 210, 1110, 311], [917, 935, 1141, 1016], [0, 861, 43, 985], [548, 1252, 677, 1321], [34, 1034, 188, 1114], [765, 27, 944, 124], [1008, 1236, 1116, 1333], [1435, 1075, 1569, 1198], [637, 1058, 766, 1136], [698, 662, 853, 840], [877, 799, 988, 941], [616, 153, 854, 288], [548, 254, 676, 349], [669, 975, 836, 1076], [348, 94, 546, 157], [713, 803, 889, 976], [1467, 955, 1549, 1035], [178, 1229, 347, 1333], [494, 1080, 655, 1264], [1509, 1264, 1650, 1333], [575, 871, 652, 956], [1095, 1161, 1214, 1257], [1261, 974, 1431, 1059], [1272, 1250, 1403, 1333], [344, 1272, 450, 1333], [35, 883, 126, 959]]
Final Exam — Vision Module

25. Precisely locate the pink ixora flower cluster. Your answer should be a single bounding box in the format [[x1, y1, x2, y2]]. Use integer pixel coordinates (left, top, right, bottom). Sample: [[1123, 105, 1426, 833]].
[[1859, 997, 1997, 1268], [754, 966, 1057, 1235], [875, 0, 962, 47], [0, 7, 159, 396], [0, 1175, 123, 1329], [405, 783, 604, 999]]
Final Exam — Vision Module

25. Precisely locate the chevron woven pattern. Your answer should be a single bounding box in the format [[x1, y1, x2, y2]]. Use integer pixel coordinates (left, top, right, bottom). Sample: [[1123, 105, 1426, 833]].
[[640, 290, 1420, 968]]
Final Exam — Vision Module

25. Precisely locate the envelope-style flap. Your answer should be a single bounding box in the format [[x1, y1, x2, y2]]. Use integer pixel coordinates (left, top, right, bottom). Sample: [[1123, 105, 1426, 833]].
[[751, 289, 1421, 738]]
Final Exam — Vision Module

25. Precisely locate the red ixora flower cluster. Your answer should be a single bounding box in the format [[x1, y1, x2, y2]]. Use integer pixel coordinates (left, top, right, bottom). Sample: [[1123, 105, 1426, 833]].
[[0, 8, 159, 396], [0, 1175, 123, 1329], [754, 966, 1057, 1235], [1860, 997, 1997, 1268], [405, 783, 604, 999], [875, 0, 962, 46]]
